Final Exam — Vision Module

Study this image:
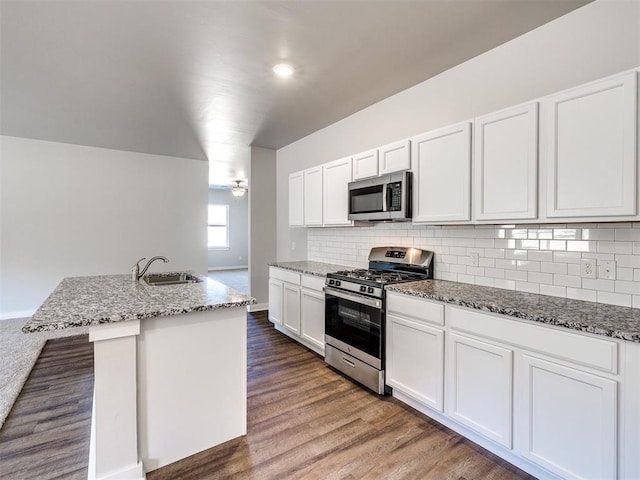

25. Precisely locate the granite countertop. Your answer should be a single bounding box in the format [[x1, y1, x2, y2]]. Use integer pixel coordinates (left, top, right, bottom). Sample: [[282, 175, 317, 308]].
[[269, 260, 349, 277], [386, 279, 640, 343], [23, 273, 256, 333]]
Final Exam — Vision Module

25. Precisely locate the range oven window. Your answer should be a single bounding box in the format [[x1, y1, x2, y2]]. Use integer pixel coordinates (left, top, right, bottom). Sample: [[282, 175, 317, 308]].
[[325, 292, 382, 360], [350, 185, 383, 214]]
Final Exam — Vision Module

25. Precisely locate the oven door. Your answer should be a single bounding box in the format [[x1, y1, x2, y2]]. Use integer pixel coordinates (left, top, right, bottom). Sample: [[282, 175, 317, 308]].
[[324, 286, 383, 369]]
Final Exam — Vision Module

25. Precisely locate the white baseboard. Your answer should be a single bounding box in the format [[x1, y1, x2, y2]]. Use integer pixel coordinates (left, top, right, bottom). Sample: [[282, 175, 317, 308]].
[[207, 265, 248, 272], [247, 303, 268, 312], [0, 309, 35, 321]]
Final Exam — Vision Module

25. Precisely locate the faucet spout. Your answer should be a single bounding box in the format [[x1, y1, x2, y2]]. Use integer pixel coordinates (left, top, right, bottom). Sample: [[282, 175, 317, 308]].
[[133, 256, 169, 281]]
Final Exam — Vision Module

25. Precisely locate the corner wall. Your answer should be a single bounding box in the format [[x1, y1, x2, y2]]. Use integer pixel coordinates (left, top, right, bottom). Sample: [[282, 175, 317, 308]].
[[249, 147, 277, 306], [0, 136, 208, 318]]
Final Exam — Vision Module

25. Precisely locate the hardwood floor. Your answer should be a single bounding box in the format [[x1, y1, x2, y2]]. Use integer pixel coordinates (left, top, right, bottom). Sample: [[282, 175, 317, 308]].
[[149, 312, 536, 480], [0, 334, 93, 480], [0, 313, 536, 480]]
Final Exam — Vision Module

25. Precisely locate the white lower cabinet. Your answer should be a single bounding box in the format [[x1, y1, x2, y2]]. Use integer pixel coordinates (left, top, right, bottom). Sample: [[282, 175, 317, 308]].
[[300, 287, 325, 354], [446, 332, 513, 448], [269, 267, 325, 355], [516, 354, 617, 480], [386, 298, 634, 480], [268, 279, 283, 325], [283, 283, 301, 334], [386, 293, 445, 411]]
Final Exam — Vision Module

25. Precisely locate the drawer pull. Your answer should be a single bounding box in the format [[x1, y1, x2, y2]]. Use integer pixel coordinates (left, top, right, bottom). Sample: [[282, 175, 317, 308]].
[[342, 357, 356, 368]]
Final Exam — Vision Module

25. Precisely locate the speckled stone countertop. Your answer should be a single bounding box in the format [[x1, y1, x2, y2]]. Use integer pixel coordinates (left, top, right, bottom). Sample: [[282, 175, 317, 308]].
[[23, 273, 255, 333], [269, 260, 349, 277], [386, 279, 640, 343]]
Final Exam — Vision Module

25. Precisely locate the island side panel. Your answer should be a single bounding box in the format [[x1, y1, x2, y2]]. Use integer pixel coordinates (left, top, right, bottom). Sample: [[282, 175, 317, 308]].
[[137, 307, 248, 472]]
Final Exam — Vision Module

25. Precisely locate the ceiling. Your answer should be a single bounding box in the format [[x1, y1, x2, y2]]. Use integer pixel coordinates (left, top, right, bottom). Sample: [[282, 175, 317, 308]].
[[0, 0, 590, 187]]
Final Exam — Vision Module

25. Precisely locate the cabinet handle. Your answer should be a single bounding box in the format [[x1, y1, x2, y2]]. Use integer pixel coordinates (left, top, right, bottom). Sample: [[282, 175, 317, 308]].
[[342, 357, 356, 368]]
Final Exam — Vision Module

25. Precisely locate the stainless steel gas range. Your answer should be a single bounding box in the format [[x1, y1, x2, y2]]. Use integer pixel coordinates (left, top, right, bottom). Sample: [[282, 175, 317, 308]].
[[324, 246, 434, 394]]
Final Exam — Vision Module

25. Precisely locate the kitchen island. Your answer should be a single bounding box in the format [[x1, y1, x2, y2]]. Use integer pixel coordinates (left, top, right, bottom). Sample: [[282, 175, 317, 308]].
[[24, 273, 255, 480]]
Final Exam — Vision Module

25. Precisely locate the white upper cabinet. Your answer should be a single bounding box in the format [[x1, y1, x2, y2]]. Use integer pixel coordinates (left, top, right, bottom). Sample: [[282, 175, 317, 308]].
[[412, 122, 472, 223], [322, 156, 353, 226], [303, 167, 323, 226], [288, 171, 304, 226], [352, 148, 379, 180], [379, 139, 411, 175], [544, 71, 638, 218], [474, 103, 538, 221]]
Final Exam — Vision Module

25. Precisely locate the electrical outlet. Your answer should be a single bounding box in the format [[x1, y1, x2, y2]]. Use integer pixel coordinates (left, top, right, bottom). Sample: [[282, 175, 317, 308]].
[[470, 252, 479, 267], [581, 259, 596, 279], [599, 260, 616, 280], [291, 241, 296, 251]]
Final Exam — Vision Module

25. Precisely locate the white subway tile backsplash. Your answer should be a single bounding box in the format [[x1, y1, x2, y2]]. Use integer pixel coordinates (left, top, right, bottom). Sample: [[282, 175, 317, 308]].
[[309, 222, 640, 309], [597, 291, 632, 307]]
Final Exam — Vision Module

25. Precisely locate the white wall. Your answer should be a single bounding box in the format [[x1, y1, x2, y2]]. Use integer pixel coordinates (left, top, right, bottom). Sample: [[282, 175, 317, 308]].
[[0, 136, 208, 318], [276, 0, 640, 260], [249, 147, 277, 306], [207, 187, 249, 270]]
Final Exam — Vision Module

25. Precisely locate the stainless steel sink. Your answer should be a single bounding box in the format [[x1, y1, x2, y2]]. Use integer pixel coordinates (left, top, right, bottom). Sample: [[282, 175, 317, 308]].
[[142, 272, 202, 286]]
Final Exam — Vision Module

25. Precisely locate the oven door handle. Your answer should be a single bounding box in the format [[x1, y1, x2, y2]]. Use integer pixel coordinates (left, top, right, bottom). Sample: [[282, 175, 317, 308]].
[[323, 286, 382, 309]]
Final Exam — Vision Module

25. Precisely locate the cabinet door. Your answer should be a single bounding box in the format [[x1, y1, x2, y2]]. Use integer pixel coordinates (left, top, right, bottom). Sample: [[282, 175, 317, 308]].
[[283, 283, 301, 334], [447, 332, 513, 448], [517, 355, 617, 480], [288, 172, 304, 226], [379, 139, 411, 174], [545, 72, 637, 218], [323, 157, 353, 226], [268, 279, 283, 325], [386, 313, 444, 411], [474, 103, 538, 221], [300, 288, 325, 353], [303, 167, 323, 226], [352, 148, 379, 180], [412, 122, 472, 223]]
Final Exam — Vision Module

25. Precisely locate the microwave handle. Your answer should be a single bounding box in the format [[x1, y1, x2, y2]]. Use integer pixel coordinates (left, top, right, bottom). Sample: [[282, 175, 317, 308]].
[[382, 184, 388, 212]]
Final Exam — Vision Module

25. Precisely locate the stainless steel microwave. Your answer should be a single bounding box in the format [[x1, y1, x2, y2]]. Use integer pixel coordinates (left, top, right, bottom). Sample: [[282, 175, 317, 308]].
[[348, 171, 412, 222]]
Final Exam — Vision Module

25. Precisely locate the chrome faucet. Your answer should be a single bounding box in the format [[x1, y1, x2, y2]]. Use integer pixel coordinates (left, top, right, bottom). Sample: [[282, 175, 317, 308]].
[[132, 256, 169, 281]]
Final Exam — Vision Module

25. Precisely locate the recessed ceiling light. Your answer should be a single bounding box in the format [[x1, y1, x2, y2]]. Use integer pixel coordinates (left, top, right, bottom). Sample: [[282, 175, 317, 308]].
[[273, 63, 294, 78]]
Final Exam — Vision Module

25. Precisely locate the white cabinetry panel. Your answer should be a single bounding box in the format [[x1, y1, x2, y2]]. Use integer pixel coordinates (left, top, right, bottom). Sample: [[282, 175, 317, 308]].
[[303, 167, 323, 226], [300, 288, 325, 353], [283, 283, 301, 334], [447, 332, 513, 448], [268, 279, 283, 326], [413, 122, 472, 223], [517, 354, 617, 480], [323, 157, 353, 226], [545, 72, 637, 218], [288, 172, 304, 226], [474, 103, 538, 221], [387, 313, 444, 411], [352, 148, 379, 180], [379, 139, 411, 174]]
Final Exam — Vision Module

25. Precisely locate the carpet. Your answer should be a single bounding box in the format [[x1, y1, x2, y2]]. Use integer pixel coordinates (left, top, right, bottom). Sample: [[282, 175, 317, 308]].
[[0, 318, 89, 430]]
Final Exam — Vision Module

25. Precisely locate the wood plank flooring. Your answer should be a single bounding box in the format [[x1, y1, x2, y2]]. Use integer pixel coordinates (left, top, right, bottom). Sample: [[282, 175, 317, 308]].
[[149, 312, 536, 480], [0, 334, 94, 480], [0, 313, 536, 480]]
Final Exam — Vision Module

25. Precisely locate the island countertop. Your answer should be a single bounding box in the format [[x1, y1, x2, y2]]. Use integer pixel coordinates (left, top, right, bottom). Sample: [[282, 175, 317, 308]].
[[23, 273, 255, 333]]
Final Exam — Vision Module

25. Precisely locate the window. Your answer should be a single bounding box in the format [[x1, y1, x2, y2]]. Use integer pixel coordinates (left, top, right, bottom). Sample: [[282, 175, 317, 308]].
[[208, 204, 229, 249]]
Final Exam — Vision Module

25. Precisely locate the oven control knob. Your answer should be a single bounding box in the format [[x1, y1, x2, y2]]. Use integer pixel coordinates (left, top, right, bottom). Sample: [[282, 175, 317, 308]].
[[367, 287, 374, 294], [335, 281, 341, 287], [360, 285, 366, 293], [328, 279, 335, 285]]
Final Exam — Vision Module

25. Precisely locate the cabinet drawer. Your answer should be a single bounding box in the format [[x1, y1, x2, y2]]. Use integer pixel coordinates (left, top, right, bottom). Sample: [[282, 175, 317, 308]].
[[386, 293, 444, 326], [301, 274, 325, 292], [448, 306, 618, 374], [269, 267, 301, 285]]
